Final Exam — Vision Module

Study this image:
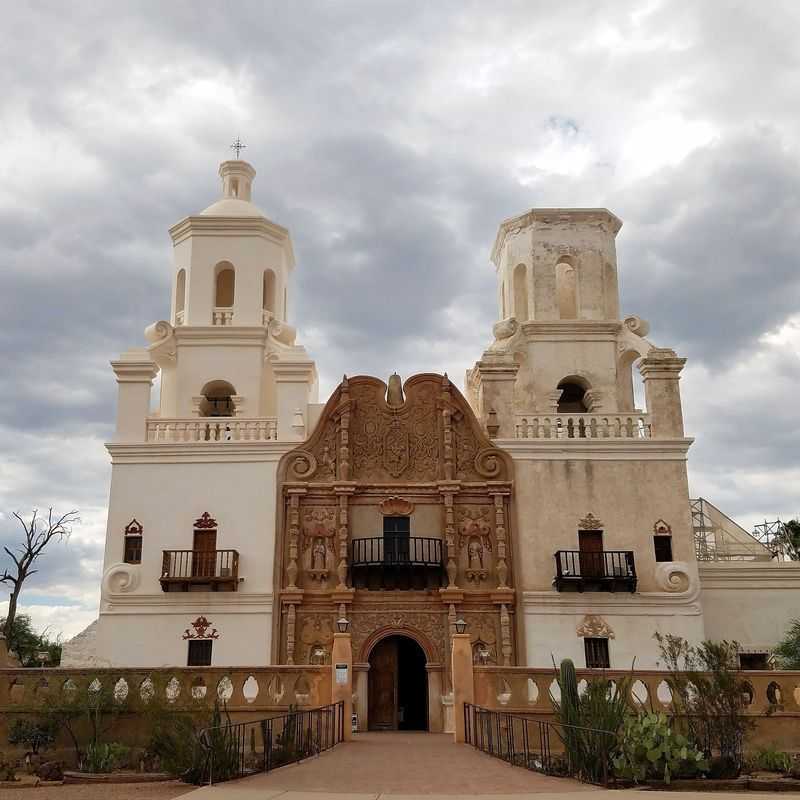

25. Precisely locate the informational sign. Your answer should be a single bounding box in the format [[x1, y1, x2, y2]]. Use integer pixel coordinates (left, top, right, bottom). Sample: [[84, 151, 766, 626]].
[[351, 712, 358, 732], [335, 663, 348, 685]]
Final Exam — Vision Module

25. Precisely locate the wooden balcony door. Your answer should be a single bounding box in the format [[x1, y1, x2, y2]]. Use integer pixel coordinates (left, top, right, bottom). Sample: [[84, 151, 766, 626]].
[[578, 530, 603, 577], [192, 529, 217, 578]]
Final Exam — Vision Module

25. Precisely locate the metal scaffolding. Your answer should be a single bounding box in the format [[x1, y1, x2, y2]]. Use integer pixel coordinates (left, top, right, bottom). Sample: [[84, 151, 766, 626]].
[[690, 497, 779, 561]]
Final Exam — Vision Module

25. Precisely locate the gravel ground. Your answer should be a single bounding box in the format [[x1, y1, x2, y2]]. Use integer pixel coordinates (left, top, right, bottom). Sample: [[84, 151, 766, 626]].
[[1, 781, 195, 800]]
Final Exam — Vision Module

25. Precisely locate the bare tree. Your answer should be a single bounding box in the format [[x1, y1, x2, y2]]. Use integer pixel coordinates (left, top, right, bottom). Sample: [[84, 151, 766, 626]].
[[1, 509, 79, 639]]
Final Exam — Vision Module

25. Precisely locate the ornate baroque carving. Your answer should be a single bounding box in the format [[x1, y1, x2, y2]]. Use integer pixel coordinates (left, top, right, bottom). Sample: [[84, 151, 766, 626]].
[[578, 512, 603, 530], [352, 611, 446, 663], [457, 507, 492, 584], [576, 615, 614, 639], [124, 519, 143, 535], [379, 496, 414, 516], [194, 512, 217, 529], [182, 616, 219, 640], [653, 519, 672, 535]]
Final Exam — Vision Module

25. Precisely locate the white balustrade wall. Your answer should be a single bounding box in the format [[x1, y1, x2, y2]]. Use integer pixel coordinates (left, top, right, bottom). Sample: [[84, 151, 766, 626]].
[[515, 413, 651, 440], [146, 417, 278, 442]]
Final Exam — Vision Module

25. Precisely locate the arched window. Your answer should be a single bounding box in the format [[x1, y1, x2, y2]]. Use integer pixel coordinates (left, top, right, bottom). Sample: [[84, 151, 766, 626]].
[[556, 260, 578, 319], [557, 378, 588, 413], [199, 380, 236, 417], [215, 264, 235, 307], [262, 269, 276, 314], [513, 263, 528, 320], [175, 269, 186, 323]]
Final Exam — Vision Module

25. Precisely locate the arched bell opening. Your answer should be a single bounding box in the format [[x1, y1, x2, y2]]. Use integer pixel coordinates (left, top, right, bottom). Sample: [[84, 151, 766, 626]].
[[557, 376, 590, 413], [199, 380, 236, 417], [366, 634, 429, 731]]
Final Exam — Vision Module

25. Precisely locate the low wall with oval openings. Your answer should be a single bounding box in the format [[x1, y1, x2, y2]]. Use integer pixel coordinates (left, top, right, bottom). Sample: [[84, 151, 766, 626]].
[[472, 666, 800, 750], [0, 666, 331, 717]]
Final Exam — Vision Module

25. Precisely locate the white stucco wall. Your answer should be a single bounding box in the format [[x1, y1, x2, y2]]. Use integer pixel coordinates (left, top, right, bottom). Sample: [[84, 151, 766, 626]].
[[700, 562, 800, 653], [96, 445, 288, 667]]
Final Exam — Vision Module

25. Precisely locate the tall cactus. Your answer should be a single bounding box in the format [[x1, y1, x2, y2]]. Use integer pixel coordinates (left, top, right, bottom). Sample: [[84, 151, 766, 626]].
[[555, 658, 583, 775], [559, 658, 580, 724]]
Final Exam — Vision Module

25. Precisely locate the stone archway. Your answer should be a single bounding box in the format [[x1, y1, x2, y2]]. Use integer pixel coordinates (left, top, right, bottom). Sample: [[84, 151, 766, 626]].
[[355, 625, 443, 733]]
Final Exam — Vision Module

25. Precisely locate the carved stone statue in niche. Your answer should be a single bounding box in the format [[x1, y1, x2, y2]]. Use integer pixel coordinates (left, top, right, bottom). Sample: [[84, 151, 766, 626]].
[[302, 508, 336, 583], [299, 614, 334, 664], [457, 507, 492, 583], [468, 538, 484, 570]]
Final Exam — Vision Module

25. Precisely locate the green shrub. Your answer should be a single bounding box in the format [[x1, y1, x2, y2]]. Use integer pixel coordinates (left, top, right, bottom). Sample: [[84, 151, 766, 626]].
[[81, 742, 129, 773], [8, 718, 56, 754], [613, 711, 709, 783], [746, 745, 792, 774]]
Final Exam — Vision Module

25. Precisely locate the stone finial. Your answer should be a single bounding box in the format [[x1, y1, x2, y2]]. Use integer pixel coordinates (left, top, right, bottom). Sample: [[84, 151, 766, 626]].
[[386, 373, 404, 408]]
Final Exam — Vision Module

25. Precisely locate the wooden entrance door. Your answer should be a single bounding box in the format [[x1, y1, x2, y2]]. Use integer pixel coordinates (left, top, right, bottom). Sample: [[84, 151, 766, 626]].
[[368, 638, 398, 730], [192, 529, 217, 578], [579, 530, 604, 577]]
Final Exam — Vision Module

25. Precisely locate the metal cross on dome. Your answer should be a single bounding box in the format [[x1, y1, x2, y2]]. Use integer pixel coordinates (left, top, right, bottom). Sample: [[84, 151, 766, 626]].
[[230, 137, 246, 159]]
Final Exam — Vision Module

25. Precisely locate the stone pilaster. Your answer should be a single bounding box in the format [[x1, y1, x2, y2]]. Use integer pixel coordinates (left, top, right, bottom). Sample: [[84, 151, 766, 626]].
[[639, 348, 687, 438]]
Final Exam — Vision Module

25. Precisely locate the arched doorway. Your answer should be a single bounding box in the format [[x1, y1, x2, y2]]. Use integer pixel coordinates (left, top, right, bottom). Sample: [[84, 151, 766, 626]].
[[368, 635, 428, 731]]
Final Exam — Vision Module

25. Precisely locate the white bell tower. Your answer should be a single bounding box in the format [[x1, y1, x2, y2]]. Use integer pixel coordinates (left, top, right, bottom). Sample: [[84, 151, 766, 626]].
[[111, 158, 318, 443]]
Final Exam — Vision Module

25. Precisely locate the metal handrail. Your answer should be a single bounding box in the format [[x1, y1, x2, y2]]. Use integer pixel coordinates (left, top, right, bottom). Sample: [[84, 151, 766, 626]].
[[197, 701, 345, 785], [350, 535, 443, 567], [463, 703, 615, 786], [554, 550, 636, 580], [161, 549, 239, 581]]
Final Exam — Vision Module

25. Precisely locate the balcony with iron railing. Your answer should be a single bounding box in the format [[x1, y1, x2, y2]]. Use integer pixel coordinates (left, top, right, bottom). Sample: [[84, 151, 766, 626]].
[[160, 549, 239, 592], [554, 550, 637, 593], [350, 535, 444, 591], [516, 413, 651, 440], [146, 417, 278, 443]]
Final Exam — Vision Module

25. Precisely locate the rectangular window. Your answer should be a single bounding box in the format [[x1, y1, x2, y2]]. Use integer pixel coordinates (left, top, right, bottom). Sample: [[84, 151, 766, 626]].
[[739, 652, 769, 670], [653, 535, 673, 563], [123, 535, 142, 564], [584, 637, 610, 669], [187, 640, 213, 667]]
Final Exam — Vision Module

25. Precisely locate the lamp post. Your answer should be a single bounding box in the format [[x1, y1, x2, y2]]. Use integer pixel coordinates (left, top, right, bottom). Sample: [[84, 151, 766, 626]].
[[454, 618, 467, 635], [336, 617, 351, 634]]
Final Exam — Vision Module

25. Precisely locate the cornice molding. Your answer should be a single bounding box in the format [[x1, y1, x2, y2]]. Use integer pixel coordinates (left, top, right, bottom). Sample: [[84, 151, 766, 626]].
[[496, 438, 694, 461], [172, 326, 269, 347], [106, 441, 294, 464], [520, 320, 622, 340], [169, 216, 295, 269], [491, 207, 623, 265], [699, 562, 800, 589], [101, 593, 273, 613], [521, 588, 701, 615]]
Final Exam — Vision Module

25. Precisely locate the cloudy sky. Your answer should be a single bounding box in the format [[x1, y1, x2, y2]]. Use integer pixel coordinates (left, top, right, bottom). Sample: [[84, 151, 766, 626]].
[[2, 1, 799, 641]]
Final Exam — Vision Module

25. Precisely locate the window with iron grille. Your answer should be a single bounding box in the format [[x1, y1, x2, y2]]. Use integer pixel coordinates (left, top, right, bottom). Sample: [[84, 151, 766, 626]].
[[187, 640, 213, 667], [584, 637, 610, 669], [653, 535, 673, 562], [739, 652, 769, 670]]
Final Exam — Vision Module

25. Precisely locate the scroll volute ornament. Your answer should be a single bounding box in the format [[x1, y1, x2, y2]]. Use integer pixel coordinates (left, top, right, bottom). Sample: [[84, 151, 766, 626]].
[[379, 497, 414, 516]]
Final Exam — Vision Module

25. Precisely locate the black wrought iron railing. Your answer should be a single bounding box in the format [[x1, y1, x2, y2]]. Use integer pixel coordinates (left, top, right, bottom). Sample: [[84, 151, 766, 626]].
[[196, 701, 345, 784], [350, 536, 443, 567], [463, 703, 615, 786], [160, 549, 239, 587], [554, 550, 636, 592]]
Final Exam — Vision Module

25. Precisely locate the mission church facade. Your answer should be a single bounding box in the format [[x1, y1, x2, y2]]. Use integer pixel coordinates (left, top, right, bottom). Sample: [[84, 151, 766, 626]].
[[65, 158, 800, 732]]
